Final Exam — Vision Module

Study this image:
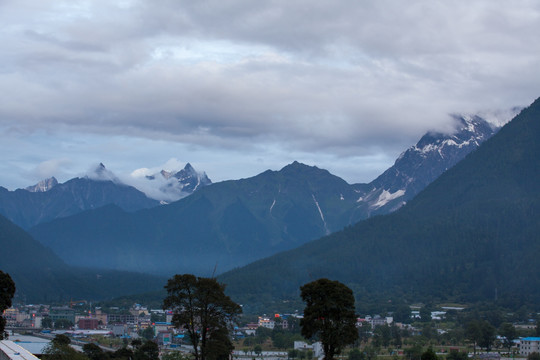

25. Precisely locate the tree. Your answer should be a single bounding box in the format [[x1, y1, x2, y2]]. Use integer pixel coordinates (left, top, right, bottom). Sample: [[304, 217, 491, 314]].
[[44, 334, 89, 360], [404, 344, 423, 360], [465, 320, 482, 355], [141, 325, 155, 340], [41, 316, 53, 329], [393, 304, 412, 323], [111, 347, 134, 360], [300, 278, 358, 360], [206, 325, 234, 360], [447, 350, 467, 360], [82, 343, 108, 360], [358, 322, 372, 344], [163, 274, 242, 360], [0, 270, 16, 340], [134, 340, 159, 360], [131, 338, 143, 350], [348, 348, 364, 360], [54, 318, 74, 329], [419, 306, 431, 323], [477, 321, 496, 352], [420, 348, 437, 360], [289, 349, 299, 359], [528, 353, 540, 360], [499, 322, 517, 352], [466, 320, 495, 353]]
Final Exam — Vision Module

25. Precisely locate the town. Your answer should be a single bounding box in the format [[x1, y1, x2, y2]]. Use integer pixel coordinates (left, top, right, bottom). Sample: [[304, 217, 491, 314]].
[[2, 300, 540, 360]]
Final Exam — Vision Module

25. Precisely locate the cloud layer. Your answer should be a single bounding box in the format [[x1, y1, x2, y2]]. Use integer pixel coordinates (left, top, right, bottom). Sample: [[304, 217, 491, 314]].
[[1, 0, 539, 189]]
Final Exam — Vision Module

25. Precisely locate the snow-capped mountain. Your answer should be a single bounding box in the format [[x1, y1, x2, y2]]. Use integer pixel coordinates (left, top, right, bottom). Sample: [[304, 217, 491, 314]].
[[352, 114, 503, 216], [0, 164, 159, 228], [142, 163, 212, 202], [25, 177, 58, 192]]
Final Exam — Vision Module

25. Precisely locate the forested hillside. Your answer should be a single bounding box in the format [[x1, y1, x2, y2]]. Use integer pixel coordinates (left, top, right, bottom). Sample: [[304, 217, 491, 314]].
[[219, 97, 540, 311], [0, 214, 165, 302]]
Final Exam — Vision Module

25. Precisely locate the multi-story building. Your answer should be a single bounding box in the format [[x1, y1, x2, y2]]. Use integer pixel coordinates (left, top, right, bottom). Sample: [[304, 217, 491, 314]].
[[78, 318, 99, 330], [49, 307, 75, 325], [258, 317, 275, 329], [107, 313, 136, 325], [520, 337, 540, 356]]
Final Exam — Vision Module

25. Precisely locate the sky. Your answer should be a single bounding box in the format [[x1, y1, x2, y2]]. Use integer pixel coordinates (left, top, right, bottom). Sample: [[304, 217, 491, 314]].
[[1, 0, 539, 191]]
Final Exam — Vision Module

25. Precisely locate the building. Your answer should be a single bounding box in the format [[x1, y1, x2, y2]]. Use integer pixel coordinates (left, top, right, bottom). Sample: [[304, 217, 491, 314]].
[[294, 341, 323, 358], [258, 317, 275, 329], [107, 313, 136, 325], [49, 307, 75, 325], [157, 331, 173, 346], [0, 340, 40, 360], [520, 337, 540, 356], [78, 318, 99, 330], [365, 315, 393, 328]]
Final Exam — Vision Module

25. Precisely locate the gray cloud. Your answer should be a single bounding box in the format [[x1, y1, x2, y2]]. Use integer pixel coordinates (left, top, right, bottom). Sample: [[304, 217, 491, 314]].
[[0, 0, 538, 189]]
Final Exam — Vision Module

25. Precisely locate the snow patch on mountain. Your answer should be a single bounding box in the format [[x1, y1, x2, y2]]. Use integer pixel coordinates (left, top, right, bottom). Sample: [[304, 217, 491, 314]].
[[371, 189, 405, 209]]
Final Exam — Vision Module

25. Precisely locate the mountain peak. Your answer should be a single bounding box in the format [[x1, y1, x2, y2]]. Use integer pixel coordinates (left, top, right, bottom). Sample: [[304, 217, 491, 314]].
[[184, 163, 195, 172], [25, 177, 58, 192], [86, 163, 120, 183], [281, 161, 313, 171]]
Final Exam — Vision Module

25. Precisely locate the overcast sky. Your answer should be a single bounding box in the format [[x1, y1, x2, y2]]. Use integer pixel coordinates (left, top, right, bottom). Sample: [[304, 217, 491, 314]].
[[1, 0, 539, 190]]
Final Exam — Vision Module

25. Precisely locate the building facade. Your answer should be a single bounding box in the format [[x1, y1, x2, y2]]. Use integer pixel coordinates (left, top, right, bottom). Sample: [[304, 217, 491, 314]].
[[520, 337, 540, 356]]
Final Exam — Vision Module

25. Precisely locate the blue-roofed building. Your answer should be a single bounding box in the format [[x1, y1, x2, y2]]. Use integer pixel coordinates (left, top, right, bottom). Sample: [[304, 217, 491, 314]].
[[519, 337, 540, 356]]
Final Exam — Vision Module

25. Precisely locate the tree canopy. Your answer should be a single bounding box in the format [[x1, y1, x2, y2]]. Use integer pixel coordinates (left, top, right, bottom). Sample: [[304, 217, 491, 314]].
[[163, 274, 242, 360], [300, 278, 358, 360], [0, 270, 16, 339]]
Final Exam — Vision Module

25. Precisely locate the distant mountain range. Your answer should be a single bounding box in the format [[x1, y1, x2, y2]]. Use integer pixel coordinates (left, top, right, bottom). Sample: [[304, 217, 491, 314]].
[[219, 98, 540, 311], [0, 162, 211, 228], [28, 113, 508, 276], [0, 166, 159, 229]]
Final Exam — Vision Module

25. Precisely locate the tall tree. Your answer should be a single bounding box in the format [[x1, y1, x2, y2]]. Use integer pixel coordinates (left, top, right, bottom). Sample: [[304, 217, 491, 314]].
[[163, 274, 242, 360], [0, 270, 16, 340], [477, 321, 496, 352], [300, 278, 358, 360], [500, 322, 517, 353]]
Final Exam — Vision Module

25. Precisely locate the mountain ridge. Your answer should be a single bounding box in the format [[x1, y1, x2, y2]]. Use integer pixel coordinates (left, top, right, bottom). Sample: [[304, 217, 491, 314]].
[[217, 97, 540, 310], [26, 111, 513, 276]]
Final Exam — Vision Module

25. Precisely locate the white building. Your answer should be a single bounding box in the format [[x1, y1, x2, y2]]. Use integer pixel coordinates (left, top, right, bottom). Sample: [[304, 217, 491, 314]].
[[294, 341, 323, 358], [258, 317, 275, 329], [520, 337, 540, 356]]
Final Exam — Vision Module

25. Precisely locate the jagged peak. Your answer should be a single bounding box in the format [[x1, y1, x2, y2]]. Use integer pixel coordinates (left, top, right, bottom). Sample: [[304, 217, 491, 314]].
[[25, 177, 58, 192], [86, 163, 120, 183], [183, 162, 195, 172]]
